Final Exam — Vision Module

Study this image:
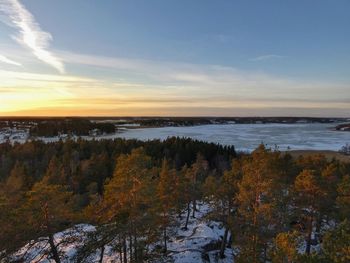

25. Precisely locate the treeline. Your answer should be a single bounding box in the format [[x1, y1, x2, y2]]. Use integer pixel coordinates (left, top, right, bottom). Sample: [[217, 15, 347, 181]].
[[0, 139, 349, 262], [29, 119, 116, 137], [0, 137, 235, 184], [128, 117, 346, 127]]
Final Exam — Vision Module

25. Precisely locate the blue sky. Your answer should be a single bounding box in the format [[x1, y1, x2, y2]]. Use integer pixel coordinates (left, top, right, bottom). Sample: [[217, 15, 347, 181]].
[[0, 0, 349, 116]]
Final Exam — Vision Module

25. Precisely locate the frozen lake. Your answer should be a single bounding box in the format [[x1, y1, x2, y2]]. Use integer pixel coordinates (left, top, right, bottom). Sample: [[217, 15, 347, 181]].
[[113, 123, 349, 152], [1, 123, 348, 152]]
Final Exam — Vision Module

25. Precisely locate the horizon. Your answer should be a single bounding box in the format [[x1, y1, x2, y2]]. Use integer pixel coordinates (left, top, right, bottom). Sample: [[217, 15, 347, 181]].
[[0, 115, 349, 119], [0, 0, 349, 117]]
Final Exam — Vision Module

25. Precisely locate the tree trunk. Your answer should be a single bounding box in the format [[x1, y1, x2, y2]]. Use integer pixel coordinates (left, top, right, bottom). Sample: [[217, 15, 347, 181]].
[[192, 199, 196, 218], [48, 234, 61, 263], [99, 245, 105, 263], [316, 214, 322, 235], [119, 241, 123, 263], [306, 217, 312, 255], [184, 202, 191, 230], [129, 235, 133, 262], [123, 237, 127, 263], [219, 228, 229, 258], [134, 235, 138, 263], [263, 245, 267, 263], [44, 203, 61, 263], [252, 234, 258, 263], [163, 226, 167, 253], [227, 233, 232, 248]]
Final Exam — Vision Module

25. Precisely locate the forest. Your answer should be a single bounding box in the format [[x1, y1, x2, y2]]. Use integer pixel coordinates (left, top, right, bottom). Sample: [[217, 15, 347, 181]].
[[0, 137, 349, 262], [29, 119, 116, 137]]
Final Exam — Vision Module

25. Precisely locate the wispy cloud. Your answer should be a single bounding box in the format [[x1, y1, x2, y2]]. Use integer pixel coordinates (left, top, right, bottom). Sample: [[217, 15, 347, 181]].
[[249, 54, 285, 61], [0, 54, 21, 66], [1, 49, 349, 116], [59, 51, 350, 104], [0, 0, 65, 73]]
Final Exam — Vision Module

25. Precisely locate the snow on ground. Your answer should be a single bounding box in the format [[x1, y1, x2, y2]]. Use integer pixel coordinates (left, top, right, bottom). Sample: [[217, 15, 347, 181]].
[[10, 203, 234, 263], [8, 201, 330, 262], [11, 224, 123, 263], [167, 202, 234, 263], [0, 128, 29, 144], [12, 224, 96, 262]]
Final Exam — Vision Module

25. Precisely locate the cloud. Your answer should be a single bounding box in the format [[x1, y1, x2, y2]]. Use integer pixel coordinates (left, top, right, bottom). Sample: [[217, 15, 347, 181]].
[[1, 49, 349, 116], [250, 54, 285, 61], [59, 51, 350, 103], [0, 70, 94, 84], [0, 0, 65, 73], [0, 54, 21, 66]]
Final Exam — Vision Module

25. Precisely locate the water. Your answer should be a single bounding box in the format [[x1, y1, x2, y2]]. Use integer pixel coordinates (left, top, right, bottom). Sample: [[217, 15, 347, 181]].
[[113, 123, 350, 152]]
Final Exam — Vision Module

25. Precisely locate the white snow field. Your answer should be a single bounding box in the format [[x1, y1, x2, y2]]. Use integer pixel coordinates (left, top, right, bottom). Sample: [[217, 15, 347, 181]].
[[113, 123, 349, 152]]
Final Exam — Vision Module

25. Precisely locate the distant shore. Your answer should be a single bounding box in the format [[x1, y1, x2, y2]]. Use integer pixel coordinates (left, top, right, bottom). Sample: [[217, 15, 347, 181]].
[[335, 123, 350, 132]]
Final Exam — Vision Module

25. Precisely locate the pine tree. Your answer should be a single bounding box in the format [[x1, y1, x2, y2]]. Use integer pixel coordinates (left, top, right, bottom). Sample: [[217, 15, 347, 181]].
[[235, 145, 280, 263], [337, 175, 350, 220], [99, 148, 157, 262], [177, 165, 192, 230], [5, 162, 28, 200], [204, 162, 238, 258], [44, 156, 65, 185], [271, 231, 301, 263], [0, 163, 30, 259], [293, 169, 325, 255], [185, 153, 208, 218], [0, 192, 22, 260], [18, 179, 77, 263], [322, 220, 350, 263], [315, 163, 340, 231], [157, 159, 178, 253]]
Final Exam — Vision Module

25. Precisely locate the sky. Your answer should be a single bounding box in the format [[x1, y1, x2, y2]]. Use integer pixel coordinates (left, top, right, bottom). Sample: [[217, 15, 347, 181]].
[[0, 0, 349, 117]]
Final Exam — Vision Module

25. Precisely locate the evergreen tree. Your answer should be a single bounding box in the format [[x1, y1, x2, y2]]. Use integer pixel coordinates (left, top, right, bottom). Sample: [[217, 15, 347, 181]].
[[337, 175, 350, 220], [235, 145, 280, 263], [5, 162, 28, 199], [44, 156, 65, 185], [99, 148, 157, 262], [293, 169, 325, 255], [271, 231, 300, 263], [156, 159, 178, 253], [316, 163, 340, 228], [185, 153, 208, 218], [177, 165, 192, 230], [204, 162, 239, 258], [17, 180, 77, 263], [322, 220, 350, 263]]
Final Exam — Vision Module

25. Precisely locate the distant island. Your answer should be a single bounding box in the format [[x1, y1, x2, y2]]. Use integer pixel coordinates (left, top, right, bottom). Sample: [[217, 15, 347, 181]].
[[335, 123, 350, 132], [1, 116, 348, 129]]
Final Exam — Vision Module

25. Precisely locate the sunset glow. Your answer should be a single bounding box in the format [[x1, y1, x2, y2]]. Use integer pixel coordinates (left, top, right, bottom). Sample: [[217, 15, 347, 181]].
[[0, 0, 349, 116]]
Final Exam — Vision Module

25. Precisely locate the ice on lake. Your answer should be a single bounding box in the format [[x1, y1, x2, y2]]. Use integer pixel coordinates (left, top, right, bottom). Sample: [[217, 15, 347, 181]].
[[113, 123, 349, 152], [1, 123, 348, 152]]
